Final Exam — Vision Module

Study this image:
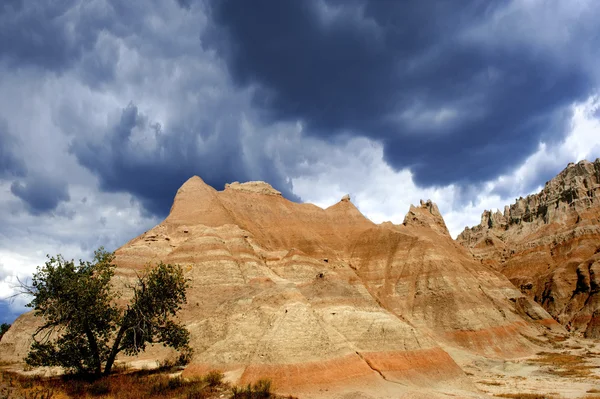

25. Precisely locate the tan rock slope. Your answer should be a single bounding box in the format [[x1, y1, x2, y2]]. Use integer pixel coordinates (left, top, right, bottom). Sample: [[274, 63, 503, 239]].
[[2, 176, 564, 398], [458, 159, 600, 338]]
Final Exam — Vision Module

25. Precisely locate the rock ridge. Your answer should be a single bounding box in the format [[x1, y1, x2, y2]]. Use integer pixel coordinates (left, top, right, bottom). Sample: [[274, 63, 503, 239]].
[[1, 176, 565, 398], [457, 158, 600, 337]]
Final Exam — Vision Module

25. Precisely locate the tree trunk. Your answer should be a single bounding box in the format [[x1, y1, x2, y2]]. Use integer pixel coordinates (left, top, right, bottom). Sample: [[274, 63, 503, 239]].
[[104, 324, 126, 376], [83, 323, 102, 377]]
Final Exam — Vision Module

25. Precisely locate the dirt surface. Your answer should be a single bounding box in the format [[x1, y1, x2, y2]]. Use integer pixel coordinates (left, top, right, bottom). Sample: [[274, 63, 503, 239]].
[[450, 335, 600, 398]]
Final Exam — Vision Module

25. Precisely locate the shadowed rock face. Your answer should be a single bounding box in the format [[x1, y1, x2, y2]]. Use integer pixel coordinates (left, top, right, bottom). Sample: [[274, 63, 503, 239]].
[[458, 159, 600, 338], [2, 178, 562, 398]]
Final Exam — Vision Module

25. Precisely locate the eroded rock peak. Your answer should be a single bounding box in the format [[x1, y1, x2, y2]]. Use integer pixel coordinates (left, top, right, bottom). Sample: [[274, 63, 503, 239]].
[[224, 181, 282, 196], [403, 199, 450, 237]]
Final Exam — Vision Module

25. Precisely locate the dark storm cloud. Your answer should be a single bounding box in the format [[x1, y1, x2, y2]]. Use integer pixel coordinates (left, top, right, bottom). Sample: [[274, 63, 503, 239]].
[[0, 0, 108, 72], [0, 300, 20, 324], [207, 0, 594, 186], [0, 120, 26, 179], [10, 175, 70, 214], [0, 0, 298, 218], [1, 120, 68, 214], [69, 103, 299, 217]]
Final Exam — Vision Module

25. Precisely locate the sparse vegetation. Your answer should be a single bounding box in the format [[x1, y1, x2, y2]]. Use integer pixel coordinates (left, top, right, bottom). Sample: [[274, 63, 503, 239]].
[[19, 248, 192, 377], [203, 370, 224, 387], [0, 369, 289, 399], [494, 394, 555, 399], [532, 351, 598, 379], [230, 378, 273, 399]]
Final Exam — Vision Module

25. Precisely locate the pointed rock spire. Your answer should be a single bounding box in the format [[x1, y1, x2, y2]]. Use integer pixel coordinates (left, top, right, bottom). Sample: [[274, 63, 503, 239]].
[[402, 199, 451, 237]]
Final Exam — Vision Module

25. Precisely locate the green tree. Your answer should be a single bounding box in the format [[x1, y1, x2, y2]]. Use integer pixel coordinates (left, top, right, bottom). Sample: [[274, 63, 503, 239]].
[[21, 248, 191, 377], [0, 323, 10, 341]]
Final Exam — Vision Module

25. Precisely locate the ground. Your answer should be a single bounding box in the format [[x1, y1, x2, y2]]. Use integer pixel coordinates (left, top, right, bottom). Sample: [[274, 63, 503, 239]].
[[1, 335, 599, 399], [447, 335, 600, 399]]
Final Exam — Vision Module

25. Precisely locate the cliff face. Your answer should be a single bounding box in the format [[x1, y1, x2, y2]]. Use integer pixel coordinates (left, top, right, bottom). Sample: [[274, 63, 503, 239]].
[[2, 178, 563, 398], [457, 159, 600, 337]]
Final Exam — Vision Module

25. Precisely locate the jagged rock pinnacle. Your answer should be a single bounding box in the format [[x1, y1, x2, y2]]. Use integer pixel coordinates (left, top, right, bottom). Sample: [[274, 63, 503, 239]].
[[403, 199, 451, 237]]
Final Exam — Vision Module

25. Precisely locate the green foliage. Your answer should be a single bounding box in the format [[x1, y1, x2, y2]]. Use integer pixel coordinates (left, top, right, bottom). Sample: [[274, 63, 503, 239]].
[[0, 323, 10, 341], [23, 247, 191, 377]]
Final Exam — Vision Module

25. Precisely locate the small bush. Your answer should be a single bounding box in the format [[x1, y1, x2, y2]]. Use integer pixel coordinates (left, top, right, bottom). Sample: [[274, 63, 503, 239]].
[[204, 370, 224, 387], [231, 385, 242, 399], [230, 378, 273, 399], [253, 379, 272, 398]]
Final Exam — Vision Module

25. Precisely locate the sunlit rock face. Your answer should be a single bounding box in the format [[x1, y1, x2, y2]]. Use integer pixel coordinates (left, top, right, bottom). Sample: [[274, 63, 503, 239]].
[[458, 159, 600, 338], [2, 177, 562, 398]]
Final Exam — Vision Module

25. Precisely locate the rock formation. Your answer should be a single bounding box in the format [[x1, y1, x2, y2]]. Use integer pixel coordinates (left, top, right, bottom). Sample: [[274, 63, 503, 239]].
[[457, 159, 600, 338], [2, 178, 565, 398]]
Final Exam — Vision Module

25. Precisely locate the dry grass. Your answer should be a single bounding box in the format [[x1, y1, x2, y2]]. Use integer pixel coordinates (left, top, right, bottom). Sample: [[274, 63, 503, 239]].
[[494, 394, 555, 399], [0, 369, 291, 399], [532, 352, 598, 379]]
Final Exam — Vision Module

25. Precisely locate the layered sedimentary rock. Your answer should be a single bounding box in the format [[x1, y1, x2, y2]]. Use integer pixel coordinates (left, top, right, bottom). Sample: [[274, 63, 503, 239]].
[[458, 159, 600, 338], [2, 176, 563, 398]]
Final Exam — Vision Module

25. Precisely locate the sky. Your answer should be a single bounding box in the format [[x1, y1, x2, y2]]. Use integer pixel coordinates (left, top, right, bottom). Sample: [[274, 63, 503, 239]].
[[1, 0, 600, 324]]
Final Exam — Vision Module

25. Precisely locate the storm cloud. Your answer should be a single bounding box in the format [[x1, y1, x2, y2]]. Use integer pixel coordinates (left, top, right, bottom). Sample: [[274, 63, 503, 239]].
[[207, 0, 597, 186], [1, 0, 600, 323], [69, 102, 299, 216], [0, 119, 26, 179], [10, 175, 70, 215]]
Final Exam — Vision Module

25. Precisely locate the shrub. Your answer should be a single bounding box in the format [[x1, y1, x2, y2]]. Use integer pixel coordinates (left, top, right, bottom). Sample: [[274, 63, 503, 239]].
[[253, 379, 272, 398], [229, 378, 273, 399], [204, 370, 224, 387]]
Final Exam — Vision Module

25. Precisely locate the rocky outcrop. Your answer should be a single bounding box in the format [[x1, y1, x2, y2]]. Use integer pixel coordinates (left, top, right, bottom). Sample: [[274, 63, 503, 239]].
[[224, 181, 283, 196], [2, 177, 564, 398], [457, 159, 600, 337], [403, 199, 451, 237]]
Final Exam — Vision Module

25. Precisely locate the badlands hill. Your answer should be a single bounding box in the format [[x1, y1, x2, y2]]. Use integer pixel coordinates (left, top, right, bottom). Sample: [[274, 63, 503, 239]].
[[0, 175, 575, 398], [458, 159, 600, 339]]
